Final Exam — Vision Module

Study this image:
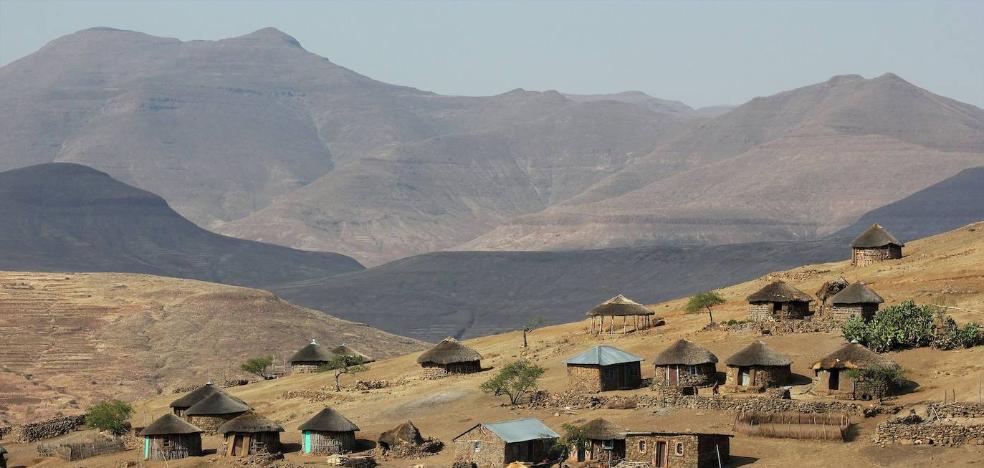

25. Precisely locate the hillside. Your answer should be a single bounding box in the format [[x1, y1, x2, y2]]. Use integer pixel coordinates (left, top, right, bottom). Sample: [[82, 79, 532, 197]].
[[8, 222, 976, 467], [0, 163, 363, 287], [4, 29, 984, 265], [271, 239, 845, 341], [0, 271, 425, 425]]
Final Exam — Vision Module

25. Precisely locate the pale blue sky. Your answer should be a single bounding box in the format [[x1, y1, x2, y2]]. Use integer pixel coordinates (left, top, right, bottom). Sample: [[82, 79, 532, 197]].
[[1, 1, 982, 108]]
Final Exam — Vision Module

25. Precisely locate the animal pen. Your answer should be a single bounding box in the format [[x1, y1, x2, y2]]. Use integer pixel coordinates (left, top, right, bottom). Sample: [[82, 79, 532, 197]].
[[37, 437, 126, 461], [734, 412, 850, 441]]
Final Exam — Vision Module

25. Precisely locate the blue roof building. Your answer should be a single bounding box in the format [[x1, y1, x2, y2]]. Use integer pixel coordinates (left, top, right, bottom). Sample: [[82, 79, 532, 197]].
[[565, 345, 644, 392]]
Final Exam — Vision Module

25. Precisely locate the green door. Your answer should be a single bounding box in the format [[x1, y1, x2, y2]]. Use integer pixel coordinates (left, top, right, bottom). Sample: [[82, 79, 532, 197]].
[[304, 431, 312, 454], [144, 437, 150, 459]]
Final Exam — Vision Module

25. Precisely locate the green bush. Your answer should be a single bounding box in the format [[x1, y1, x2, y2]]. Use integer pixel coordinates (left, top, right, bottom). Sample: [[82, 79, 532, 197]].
[[846, 365, 907, 399], [842, 300, 935, 352], [240, 355, 274, 378], [936, 318, 984, 349], [86, 399, 133, 434], [481, 360, 545, 405]]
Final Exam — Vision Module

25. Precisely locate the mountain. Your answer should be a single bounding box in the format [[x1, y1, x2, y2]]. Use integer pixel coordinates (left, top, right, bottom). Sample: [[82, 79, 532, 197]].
[[0, 163, 363, 286], [0, 271, 425, 425], [463, 73, 984, 251], [563, 91, 699, 116], [835, 166, 984, 241], [270, 239, 846, 341], [0, 27, 695, 265]]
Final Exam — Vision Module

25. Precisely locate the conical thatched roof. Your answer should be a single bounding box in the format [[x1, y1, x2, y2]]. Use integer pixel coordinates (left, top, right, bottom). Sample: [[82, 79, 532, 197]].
[[830, 283, 885, 305], [586, 294, 655, 317], [290, 339, 335, 363], [170, 382, 220, 409], [331, 345, 374, 363], [581, 418, 625, 441], [184, 391, 250, 416], [852, 224, 904, 248], [217, 411, 284, 434], [378, 421, 423, 447], [140, 413, 203, 436], [652, 339, 719, 366], [812, 343, 898, 370], [416, 337, 482, 365], [725, 341, 792, 367], [746, 281, 813, 303], [298, 408, 360, 433]]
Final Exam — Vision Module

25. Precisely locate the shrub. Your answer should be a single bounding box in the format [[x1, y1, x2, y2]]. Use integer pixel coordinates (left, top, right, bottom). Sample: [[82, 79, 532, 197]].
[[240, 355, 274, 379], [842, 300, 935, 352], [685, 291, 726, 324], [85, 400, 133, 435], [841, 314, 868, 344], [318, 354, 369, 391], [480, 360, 545, 405], [846, 365, 907, 400]]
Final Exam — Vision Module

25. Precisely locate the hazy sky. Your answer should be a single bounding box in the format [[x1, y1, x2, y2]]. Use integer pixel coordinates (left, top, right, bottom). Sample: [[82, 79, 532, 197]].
[[1, 1, 982, 108]]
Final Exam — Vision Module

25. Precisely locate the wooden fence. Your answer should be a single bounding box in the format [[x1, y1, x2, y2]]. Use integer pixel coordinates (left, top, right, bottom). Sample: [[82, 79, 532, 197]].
[[734, 411, 850, 441]]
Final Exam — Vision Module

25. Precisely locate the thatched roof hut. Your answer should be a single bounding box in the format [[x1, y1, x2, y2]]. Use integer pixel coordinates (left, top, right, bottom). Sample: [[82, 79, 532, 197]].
[[652, 339, 719, 387], [170, 382, 220, 416], [417, 337, 482, 374], [579, 418, 625, 464], [851, 224, 904, 266], [330, 345, 374, 363], [815, 277, 850, 304], [139, 414, 203, 460], [747, 281, 812, 321], [830, 283, 884, 306], [290, 339, 335, 373], [581, 418, 625, 441], [725, 341, 792, 389], [586, 294, 658, 334], [184, 392, 250, 433], [299, 408, 360, 455], [378, 421, 423, 449], [812, 342, 899, 399], [218, 411, 283, 457]]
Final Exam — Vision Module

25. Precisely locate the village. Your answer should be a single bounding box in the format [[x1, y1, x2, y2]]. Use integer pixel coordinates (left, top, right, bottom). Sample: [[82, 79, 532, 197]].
[[1, 223, 984, 468]]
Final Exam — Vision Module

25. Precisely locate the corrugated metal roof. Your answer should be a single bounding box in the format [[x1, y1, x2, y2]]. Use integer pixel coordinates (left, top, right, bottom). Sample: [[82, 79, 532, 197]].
[[484, 418, 559, 443], [565, 345, 643, 366]]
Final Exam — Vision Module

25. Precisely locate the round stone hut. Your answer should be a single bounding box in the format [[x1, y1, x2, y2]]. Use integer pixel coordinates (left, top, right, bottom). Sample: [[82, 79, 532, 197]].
[[184, 392, 250, 433], [652, 339, 719, 388], [812, 342, 900, 400], [724, 341, 792, 391], [139, 413, 203, 461], [299, 407, 360, 455], [289, 339, 335, 373], [416, 337, 482, 374], [564, 345, 643, 392], [330, 345, 375, 363], [851, 224, 904, 266], [170, 381, 221, 417], [586, 294, 657, 334], [579, 418, 626, 465], [218, 411, 284, 457], [828, 282, 884, 322], [746, 281, 813, 321]]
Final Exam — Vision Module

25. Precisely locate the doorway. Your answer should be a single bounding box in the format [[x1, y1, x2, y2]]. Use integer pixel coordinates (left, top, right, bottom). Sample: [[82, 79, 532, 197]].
[[654, 441, 667, 467], [828, 370, 840, 390], [740, 367, 751, 386]]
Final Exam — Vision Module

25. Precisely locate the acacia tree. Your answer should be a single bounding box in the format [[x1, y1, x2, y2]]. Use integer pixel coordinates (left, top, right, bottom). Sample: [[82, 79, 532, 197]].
[[320, 354, 369, 391], [685, 291, 726, 324], [240, 355, 274, 379], [522, 316, 545, 348], [480, 360, 545, 405], [86, 399, 133, 435]]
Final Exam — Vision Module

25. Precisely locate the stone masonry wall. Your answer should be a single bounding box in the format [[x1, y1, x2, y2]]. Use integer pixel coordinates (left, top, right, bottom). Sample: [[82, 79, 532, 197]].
[[567, 365, 603, 393], [8, 415, 87, 442], [852, 246, 901, 267]]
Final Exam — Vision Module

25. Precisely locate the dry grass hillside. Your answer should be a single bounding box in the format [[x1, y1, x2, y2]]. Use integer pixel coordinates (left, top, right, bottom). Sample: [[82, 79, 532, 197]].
[[0, 273, 425, 426], [5, 222, 984, 467]]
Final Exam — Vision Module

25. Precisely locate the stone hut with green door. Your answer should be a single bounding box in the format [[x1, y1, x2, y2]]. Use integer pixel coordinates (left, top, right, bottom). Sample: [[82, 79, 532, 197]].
[[652, 339, 719, 388], [565, 345, 643, 393], [139, 413, 203, 461], [851, 224, 904, 266], [298, 408, 360, 455], [746, 281, 813, 321], [724, 341, 792, 391], [453, 418, 559, 467]]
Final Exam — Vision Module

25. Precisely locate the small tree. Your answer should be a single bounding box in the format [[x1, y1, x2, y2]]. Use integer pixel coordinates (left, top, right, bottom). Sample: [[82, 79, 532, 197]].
[[480, 360, 545, 405], [522, 316, 545, 348], [240, 355, 274, 379], [685, 291, 726, 324], [560, 422, 588, 454], [319, 354, 369, 391], [86, 399, 133, 435], [846, 365, 906, 400]]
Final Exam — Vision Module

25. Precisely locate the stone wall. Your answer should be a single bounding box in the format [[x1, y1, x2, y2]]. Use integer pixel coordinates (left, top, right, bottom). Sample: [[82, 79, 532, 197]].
[[828, 304, 878, 322], [852, 246, 902, 267], [567, 365, 603, 393], [748, 303, 774, 321], [529, 389, 862, 415], [653, 364, 717, 388], [875, 419, 984, 446], [453, 425, 505, 468], [724, 365, 790, 390], [8, 414, 87, 442], [291, 363, 323, 374]]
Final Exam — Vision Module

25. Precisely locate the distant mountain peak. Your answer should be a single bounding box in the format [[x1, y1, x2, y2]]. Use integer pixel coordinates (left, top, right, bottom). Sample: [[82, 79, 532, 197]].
[[826, 74, 865, 85], [233, 27, 303, 48]]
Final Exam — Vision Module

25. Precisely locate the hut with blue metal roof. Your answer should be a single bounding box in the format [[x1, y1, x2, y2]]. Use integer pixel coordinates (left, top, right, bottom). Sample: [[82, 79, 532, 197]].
[[452, 418, 559, 467], [565, 345, 643, 392]]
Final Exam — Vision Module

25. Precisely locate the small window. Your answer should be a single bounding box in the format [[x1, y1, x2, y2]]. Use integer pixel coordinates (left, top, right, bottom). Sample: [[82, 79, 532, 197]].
[[638, 440, 647, 453], [675, 442, 684, 456], [473, 441, 481, 453], [602, 440, 614, 450]]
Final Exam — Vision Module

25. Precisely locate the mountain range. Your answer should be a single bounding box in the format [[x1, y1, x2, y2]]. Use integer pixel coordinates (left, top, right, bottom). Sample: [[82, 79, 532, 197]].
[[4, 28, 981, 265]]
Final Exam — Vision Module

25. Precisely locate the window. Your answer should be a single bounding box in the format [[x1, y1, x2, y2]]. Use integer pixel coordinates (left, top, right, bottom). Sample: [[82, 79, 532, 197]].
[[675, 442, 684, 456], [602, 440, 614, 450], [638, 440, 647, 453], [473, 441, 481, 453]]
